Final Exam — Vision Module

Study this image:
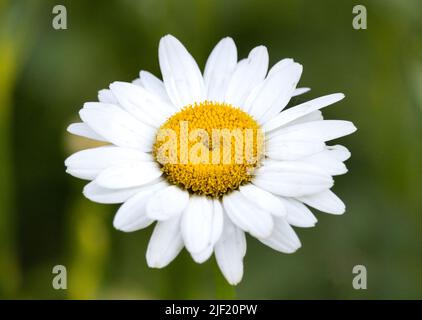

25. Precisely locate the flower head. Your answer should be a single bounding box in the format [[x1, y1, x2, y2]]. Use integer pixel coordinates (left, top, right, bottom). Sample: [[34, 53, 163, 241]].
[[65, 35, 356, 285]]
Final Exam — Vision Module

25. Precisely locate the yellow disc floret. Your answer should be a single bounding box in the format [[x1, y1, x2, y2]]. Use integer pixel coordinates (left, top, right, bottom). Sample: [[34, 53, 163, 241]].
[[153, 101, 263, 198]]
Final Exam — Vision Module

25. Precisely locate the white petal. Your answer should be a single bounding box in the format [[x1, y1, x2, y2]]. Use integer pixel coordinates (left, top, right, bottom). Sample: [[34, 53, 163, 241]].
[[225, 46, 269, 107], [267, 120, 357, 144], [215, 215, 246, 285], [266, 139, 326, 161], [246, 62, 303, 123], [211, 199, 224, 244], [239, 184, 286, 217], [326, 145, 351, 161], [253, 161, 334, 197], [95, 162, 162, 189], [113, 181, 167, 232], [64, 168, 99, 180], [132, 78, 143, 86], [146, 216, 184, 268], [222, 190, 273, 238], [98, 89, 118, 104], [159, 34, 205, 108], [181, 196, 214, 254], [287, 110, 324, 126], [191, 245, 214, 264], [83, 181, 146, 204], [259, 217, 301, 253], [267, 58, 294, 77], [139, 70, 171, 102], [297, 189, 345, 215], [110, 81, 174, 127], [67, 123, 107, 142], [292, 87, 310, 97], [263, 93, 345, 132], [302, 149, 348, 175], [279, 197, 317, 228], [146, 185, 189, 221], [79, 102, 155, 151], [203, 37, 237, 102], [190, 199, 223, 264], [65, 146, 152, 180]]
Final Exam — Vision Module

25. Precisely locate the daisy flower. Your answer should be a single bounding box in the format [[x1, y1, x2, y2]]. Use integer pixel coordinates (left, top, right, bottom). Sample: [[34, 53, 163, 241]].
[[65, 35, 356, 285]]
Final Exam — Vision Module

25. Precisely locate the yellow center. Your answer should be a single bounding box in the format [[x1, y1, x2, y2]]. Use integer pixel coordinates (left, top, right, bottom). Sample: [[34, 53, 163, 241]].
[[153, 101, 263, 197]]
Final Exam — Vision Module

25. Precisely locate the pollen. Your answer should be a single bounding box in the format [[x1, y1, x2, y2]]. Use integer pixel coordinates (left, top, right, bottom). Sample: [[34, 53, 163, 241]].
[[153, 101, 264, 197]]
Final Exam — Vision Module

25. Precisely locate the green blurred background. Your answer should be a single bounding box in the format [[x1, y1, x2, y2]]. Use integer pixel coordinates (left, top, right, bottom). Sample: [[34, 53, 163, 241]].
[[0, 0, 421, 299]]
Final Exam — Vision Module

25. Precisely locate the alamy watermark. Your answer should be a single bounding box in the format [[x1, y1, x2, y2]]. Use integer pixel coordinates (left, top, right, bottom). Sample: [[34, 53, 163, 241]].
[[154, 122, 264, 165], [52, 264, 67, 290], [52, 5, 67, 30], [352, 265, 367, 290], [352, 5, 367, 30]]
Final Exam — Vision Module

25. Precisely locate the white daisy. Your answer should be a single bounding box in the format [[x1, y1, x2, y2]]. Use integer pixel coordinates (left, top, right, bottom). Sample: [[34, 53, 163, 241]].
[[65, 35, 356, 285]]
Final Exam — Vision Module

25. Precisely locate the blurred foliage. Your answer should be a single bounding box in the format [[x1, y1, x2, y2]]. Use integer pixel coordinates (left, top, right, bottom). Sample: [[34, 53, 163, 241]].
[[0, 0, 421, 299]]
